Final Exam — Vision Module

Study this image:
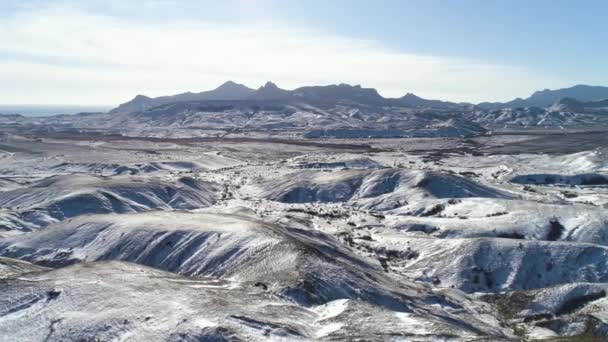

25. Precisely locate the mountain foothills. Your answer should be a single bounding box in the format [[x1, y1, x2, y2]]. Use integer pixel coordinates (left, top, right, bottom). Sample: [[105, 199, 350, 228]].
[[1, 80, 608, 340], [1, 82, 608, 140]]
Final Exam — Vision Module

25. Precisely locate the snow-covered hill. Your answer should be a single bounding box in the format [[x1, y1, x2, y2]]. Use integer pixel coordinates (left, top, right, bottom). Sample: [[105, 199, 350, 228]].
[[61, 99, 486, 139], [0, 209, 497, 313], [1, 127, 608, 340], [0, 174, 218, 231], [0, 259, 513, 341], [255, 169, 511, 209], [472, 97, 608, 128]]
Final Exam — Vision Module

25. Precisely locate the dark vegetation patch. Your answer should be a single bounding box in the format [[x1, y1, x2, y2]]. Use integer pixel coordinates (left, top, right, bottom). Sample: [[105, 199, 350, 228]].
[[458, 171, 480, 177], [481, 291, 535, 321], [547, 220, 565, 241], [46, 290, 61, 301], [286, 208, 347, 219], [511, 173, 608, 186], [561, 191, 578, 198], [378, 257, 390, 272], [496, 232, 525, 240], [369, 212, 385, 219], [355, 235, 374, 241], [522, 313, 553, 323], [376, 246, 420, 273], [399, 224, 439, 234], [486, 211, 508, 217], [337, 232, 355, 247], [419, 204, 445, 217], [254, 282, 268, 291], [471, 267, 494, 289]]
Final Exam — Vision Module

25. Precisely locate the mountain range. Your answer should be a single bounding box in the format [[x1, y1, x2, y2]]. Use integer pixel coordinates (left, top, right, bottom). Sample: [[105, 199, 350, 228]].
[[110, 81, 469, 114], [479, 84, 608, 109], [111, 82, 608, 114], [2, 82, 608, 140]]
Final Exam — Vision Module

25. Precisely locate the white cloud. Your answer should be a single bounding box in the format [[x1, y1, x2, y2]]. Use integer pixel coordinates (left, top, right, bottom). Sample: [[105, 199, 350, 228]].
[[0, 2, 566, 105]]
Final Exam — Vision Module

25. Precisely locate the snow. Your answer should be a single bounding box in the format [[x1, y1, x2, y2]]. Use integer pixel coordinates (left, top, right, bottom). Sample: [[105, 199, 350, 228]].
[[472, 106, 608, 128], [0, 131, 607, 339], [1, 98, 490, 139], [0, 174, 219, 232], [255, 169, 511, 208]]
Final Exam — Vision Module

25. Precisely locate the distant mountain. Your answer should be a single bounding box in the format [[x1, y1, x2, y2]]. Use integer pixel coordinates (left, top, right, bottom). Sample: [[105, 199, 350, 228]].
[[110, 82, 608, 125], [248, 81, 292, 100], [479, 85, 608, 109], [397, 93, 465, 108], [291, 84, 385, 105], [109, 81, 462, 113], [525, 85, 608, 107], [9, 81, 608, 138], [112, 94, 154, 114], [206, 80, 257, 99], [548, 97, 608, 113], [110, 81, 255, 114]]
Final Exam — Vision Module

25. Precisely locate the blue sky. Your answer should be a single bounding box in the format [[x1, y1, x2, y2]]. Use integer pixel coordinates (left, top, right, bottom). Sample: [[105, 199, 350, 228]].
[[0, 0, 606, 105]]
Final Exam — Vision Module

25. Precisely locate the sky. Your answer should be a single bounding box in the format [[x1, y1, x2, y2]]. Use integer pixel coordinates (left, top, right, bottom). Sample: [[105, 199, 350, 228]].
[[0, 0, 606, 105]]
